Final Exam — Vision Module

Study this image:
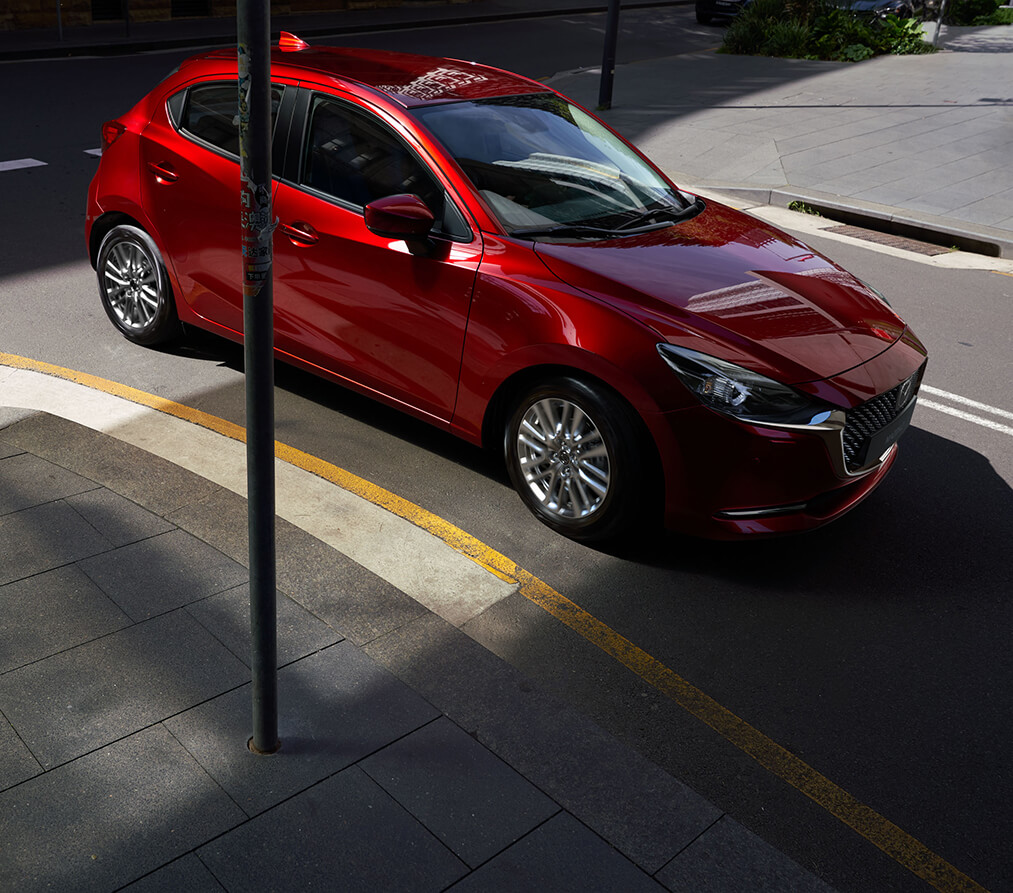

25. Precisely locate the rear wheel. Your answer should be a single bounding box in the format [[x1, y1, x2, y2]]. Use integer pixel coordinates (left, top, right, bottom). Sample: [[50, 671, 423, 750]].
[[505, 377, 644, 542], [97, 224, 181, 345]]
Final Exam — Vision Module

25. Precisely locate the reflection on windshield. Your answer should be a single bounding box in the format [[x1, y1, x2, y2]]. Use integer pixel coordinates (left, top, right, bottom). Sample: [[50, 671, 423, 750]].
[[412, 94, 690, 235]]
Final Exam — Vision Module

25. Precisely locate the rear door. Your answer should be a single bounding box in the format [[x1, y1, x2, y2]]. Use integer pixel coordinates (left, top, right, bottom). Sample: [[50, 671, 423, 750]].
[[139, 79, 290, 334]]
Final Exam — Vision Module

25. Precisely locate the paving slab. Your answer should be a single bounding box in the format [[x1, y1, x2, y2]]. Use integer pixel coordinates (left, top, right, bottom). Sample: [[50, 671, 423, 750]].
[[169, 485, 431, 645], [364, 611, 721, 874], [0, 411, 224, 516], [0, 713, 41, 791], [77, 527, 248, 621], [64, 487, 176, 547], [119, 855, 225, 893], [447, 812, 667, 892], [197, 766, 469, 892], [0, 564, 131, 674], [0, 725, 245, 892], [361, 715, 560, 868], [657, 815, 836, 892], [0, 609, 249, 768], [0, 451, 98, 515], [164, 642, 440, 816], [0, 500, 112, 586], [185, 582, 343, 668]]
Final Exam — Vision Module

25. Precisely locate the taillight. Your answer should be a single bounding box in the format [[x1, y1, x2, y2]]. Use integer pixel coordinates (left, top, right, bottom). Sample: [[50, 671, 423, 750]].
[[101, 120, 126, 151]]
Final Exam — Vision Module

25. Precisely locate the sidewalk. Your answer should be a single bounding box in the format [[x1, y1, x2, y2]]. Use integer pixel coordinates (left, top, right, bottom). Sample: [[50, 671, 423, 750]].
[[547, 22, 1013, 258], [0, 404, 835, 891]]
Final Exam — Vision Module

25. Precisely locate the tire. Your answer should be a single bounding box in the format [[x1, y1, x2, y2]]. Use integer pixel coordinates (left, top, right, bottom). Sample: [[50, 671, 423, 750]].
[[97, 224, 182, 345], [505, 377, 644, 542], [696, 11, 712, 24]]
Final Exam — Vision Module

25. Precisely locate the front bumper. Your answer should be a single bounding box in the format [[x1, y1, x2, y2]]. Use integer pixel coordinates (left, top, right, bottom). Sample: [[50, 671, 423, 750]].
[[649, 360, 925, 539]]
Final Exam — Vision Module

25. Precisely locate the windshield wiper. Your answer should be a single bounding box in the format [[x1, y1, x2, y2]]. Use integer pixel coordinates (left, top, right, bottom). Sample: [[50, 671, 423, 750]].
[[509, 222, 627, 239], [510, 197, 706, 240], [612, 197, 705, 231]]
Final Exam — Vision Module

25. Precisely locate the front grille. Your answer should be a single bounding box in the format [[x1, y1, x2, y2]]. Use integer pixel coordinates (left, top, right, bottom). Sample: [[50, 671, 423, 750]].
[[841, 368, 922, 472]]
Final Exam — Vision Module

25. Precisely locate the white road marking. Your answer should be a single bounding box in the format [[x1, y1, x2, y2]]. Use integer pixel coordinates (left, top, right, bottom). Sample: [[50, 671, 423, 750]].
[[0, 158, 47, 171], [84, 148, 103, 157], [921, 385, 1013, 423], [0, 365, 518, 627], [918, 395, 1013, 437]]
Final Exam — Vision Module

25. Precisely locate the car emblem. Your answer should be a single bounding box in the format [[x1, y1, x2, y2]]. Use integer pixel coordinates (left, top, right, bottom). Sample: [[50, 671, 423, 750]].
[[895, 374, 916, 411]]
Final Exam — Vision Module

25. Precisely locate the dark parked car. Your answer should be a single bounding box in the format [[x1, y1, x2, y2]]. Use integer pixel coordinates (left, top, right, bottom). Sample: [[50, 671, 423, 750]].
[[840, 0, 924, 18], [695, 0, 751, 24], [86, 35, 926, 542]]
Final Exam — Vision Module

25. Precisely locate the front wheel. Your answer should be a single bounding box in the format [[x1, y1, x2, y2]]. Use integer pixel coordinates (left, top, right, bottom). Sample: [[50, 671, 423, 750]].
[[97, 224, 181, 345], [505, 377, 645, 542]]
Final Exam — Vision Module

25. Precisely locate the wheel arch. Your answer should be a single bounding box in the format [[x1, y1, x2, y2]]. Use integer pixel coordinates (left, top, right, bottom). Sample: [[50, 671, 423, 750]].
[[481, 362, 665, 494], [89, 211, 149, 269]]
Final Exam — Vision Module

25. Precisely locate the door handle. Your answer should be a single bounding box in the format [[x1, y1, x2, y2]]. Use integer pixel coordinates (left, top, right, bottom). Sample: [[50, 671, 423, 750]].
[[281, 221, 319, 245], [146, 161, 178, 184]]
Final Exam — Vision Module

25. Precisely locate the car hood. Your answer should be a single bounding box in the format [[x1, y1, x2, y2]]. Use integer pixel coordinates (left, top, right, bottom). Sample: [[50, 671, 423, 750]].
[[532, 201, 907, 385]]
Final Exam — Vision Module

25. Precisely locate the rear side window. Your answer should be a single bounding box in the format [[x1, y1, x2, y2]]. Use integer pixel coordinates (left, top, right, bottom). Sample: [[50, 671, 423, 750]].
[[169, 82, 285, 158]]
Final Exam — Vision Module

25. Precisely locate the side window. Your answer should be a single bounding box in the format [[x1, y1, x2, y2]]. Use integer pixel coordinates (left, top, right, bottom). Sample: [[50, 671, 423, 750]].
[[301, 95, 469, 239], [170, 82, 285, 158]]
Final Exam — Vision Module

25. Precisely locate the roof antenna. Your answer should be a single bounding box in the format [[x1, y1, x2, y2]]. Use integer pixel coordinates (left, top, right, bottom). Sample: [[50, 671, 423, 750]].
[[279, 32, 309, 52]]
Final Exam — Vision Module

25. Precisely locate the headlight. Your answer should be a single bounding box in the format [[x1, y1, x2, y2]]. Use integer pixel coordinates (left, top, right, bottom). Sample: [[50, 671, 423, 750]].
[[657, 344, 832, 426]]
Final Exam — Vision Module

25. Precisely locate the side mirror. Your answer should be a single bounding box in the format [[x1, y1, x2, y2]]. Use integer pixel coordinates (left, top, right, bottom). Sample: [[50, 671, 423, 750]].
[[364, 194, 435, 252]]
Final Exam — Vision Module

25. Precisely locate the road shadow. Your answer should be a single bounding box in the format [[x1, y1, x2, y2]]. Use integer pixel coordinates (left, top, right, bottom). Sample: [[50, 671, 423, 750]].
[[613, 425, 1013, 599]]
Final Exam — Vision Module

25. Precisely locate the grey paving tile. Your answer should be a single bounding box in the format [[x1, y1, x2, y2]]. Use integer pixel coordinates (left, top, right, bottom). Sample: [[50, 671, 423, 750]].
[[365, 612, 720, 873], [0, 610, 249, 768], [0, 501, 112, 586], [272, 521, 430, 646], [0, 564, 131, 674], [168, 487, 429, 646], [78, 529, 247, 621], [65, 487, 176, 547], [906, 172, 1010, 216], [0, 452, 98, 516], [0, 413, 223, 517], [948, 188, 1013, 227], [362, 716, 559, 868], [165, 641, 439, 816], [447, 812, 666, 892], [185, 583, 342, 668], [656, 816, 835, 892], [198, 766, 468, 892], [0, 725, 244, 892], [0, 712, 41, 791], [0, 434, 25, 458], [120, 854, 226, 892]]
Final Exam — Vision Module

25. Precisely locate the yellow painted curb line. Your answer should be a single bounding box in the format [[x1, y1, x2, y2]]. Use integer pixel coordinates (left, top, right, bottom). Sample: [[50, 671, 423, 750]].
[[0, 352, 989, 893]]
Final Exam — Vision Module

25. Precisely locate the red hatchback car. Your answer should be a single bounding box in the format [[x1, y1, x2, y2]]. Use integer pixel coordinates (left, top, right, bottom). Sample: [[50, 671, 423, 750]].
[[86, 35, 926, 542]]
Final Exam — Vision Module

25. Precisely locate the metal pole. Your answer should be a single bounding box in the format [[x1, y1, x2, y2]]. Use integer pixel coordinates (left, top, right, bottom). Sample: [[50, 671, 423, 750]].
[[238, 0, 279, 756], [598, 0, 621, 110], [931, 0, 948, 47]]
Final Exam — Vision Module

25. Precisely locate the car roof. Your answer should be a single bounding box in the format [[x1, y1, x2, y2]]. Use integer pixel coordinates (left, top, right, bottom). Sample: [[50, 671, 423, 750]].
[[188, 41, 550, 108]]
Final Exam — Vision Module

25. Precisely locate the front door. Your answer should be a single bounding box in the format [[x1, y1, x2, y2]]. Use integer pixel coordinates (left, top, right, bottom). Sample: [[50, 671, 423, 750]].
[[272, 92, 483, 423]]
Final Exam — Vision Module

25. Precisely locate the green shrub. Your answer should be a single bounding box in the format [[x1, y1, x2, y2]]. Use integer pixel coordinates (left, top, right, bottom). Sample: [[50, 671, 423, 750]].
[[973, 4, 1013, 23], [720, 0, 938, 60], [945, 0, 1001, 23]]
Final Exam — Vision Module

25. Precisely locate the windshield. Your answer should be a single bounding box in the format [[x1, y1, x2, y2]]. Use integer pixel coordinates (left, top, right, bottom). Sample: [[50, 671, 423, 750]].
[[411, 94, 693, 237]]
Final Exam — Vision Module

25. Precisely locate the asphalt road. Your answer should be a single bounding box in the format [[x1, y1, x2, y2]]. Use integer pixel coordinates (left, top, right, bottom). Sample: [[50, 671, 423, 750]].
[[2, 10, 1011, 893]]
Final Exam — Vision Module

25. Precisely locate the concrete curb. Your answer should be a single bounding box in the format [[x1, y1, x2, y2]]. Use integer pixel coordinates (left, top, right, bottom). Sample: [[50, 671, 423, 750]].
[[703, 186, 1013, 259]]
